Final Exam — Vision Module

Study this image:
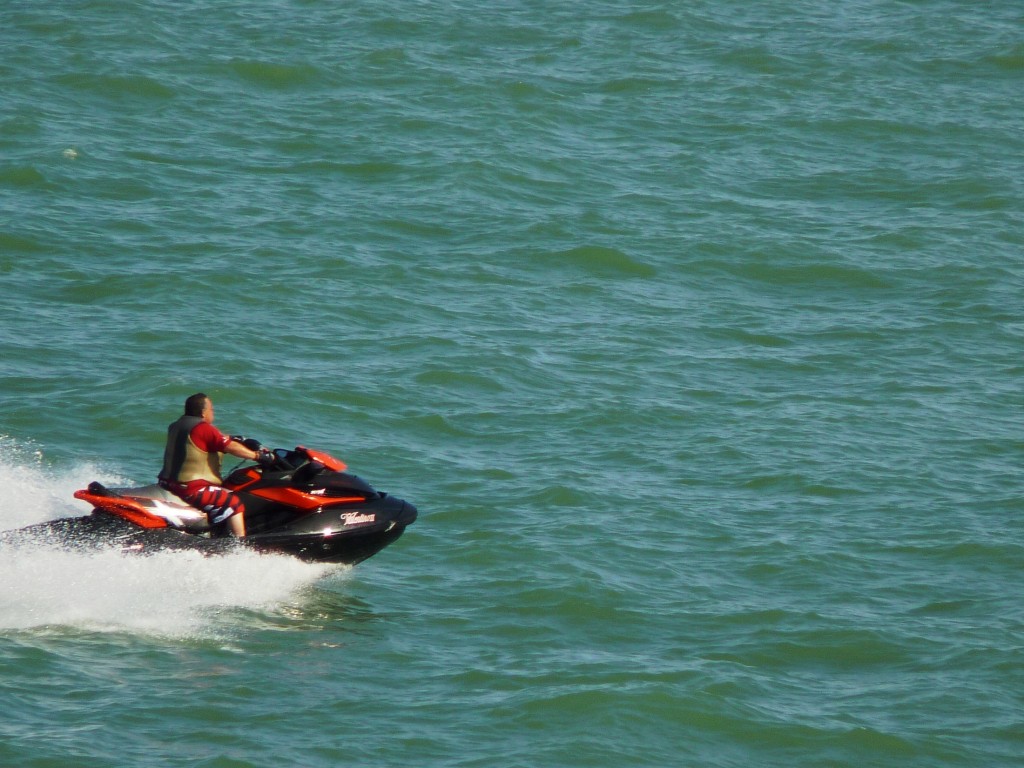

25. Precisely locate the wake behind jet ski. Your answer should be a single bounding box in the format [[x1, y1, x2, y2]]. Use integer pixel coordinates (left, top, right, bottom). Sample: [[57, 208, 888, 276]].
[[10, 443, 417, 565]]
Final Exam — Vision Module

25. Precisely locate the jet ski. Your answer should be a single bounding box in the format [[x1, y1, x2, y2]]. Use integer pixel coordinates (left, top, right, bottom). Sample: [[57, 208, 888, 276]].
[[8, 441, 417, 565]]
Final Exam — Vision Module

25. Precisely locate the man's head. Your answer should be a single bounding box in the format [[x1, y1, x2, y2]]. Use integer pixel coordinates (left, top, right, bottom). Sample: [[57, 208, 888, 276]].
[[184, 392, 213, 422]]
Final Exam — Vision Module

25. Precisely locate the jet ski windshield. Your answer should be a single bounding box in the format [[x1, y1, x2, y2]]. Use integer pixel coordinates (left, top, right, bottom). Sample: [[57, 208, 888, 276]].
[[271, 448, 309, 471], [267, 446, 346, 473]]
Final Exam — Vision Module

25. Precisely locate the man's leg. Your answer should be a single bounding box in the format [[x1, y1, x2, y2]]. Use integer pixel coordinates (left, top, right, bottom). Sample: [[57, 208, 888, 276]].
[[184, 485, 247, 537]]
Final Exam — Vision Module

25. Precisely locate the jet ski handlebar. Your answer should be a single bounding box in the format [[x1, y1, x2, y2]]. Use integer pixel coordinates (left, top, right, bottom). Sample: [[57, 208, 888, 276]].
[[229, 435, 280, 470]]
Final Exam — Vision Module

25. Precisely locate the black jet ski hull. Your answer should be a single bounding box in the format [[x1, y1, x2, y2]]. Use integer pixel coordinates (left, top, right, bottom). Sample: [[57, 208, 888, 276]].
[[7, 506, 415, 566], [244, 521, 410, 564]]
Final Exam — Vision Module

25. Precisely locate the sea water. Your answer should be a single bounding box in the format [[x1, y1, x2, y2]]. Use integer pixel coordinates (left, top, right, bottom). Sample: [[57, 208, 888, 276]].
[[1, 1, 1022, 766]]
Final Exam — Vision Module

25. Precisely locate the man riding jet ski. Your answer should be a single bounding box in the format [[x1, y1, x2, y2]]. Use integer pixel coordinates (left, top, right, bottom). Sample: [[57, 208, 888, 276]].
[[4, 394, 417, 566]]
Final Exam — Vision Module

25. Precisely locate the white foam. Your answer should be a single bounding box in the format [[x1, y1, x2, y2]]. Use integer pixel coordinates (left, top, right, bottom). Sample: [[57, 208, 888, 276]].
[[0, 435, 115, 531], [0, 436, 341, 637]]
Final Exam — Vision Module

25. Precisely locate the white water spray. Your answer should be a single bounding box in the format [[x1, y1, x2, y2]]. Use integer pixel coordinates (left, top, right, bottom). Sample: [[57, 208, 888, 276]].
[[0, 437, 342, 637]]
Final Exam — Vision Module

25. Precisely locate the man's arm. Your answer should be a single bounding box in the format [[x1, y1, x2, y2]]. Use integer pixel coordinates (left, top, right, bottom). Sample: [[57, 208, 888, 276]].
[[224, 440, 260, 462]]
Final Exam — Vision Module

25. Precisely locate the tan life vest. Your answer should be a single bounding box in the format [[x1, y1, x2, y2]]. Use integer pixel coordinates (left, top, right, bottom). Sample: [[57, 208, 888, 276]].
[[160, 415, 223, 484]]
